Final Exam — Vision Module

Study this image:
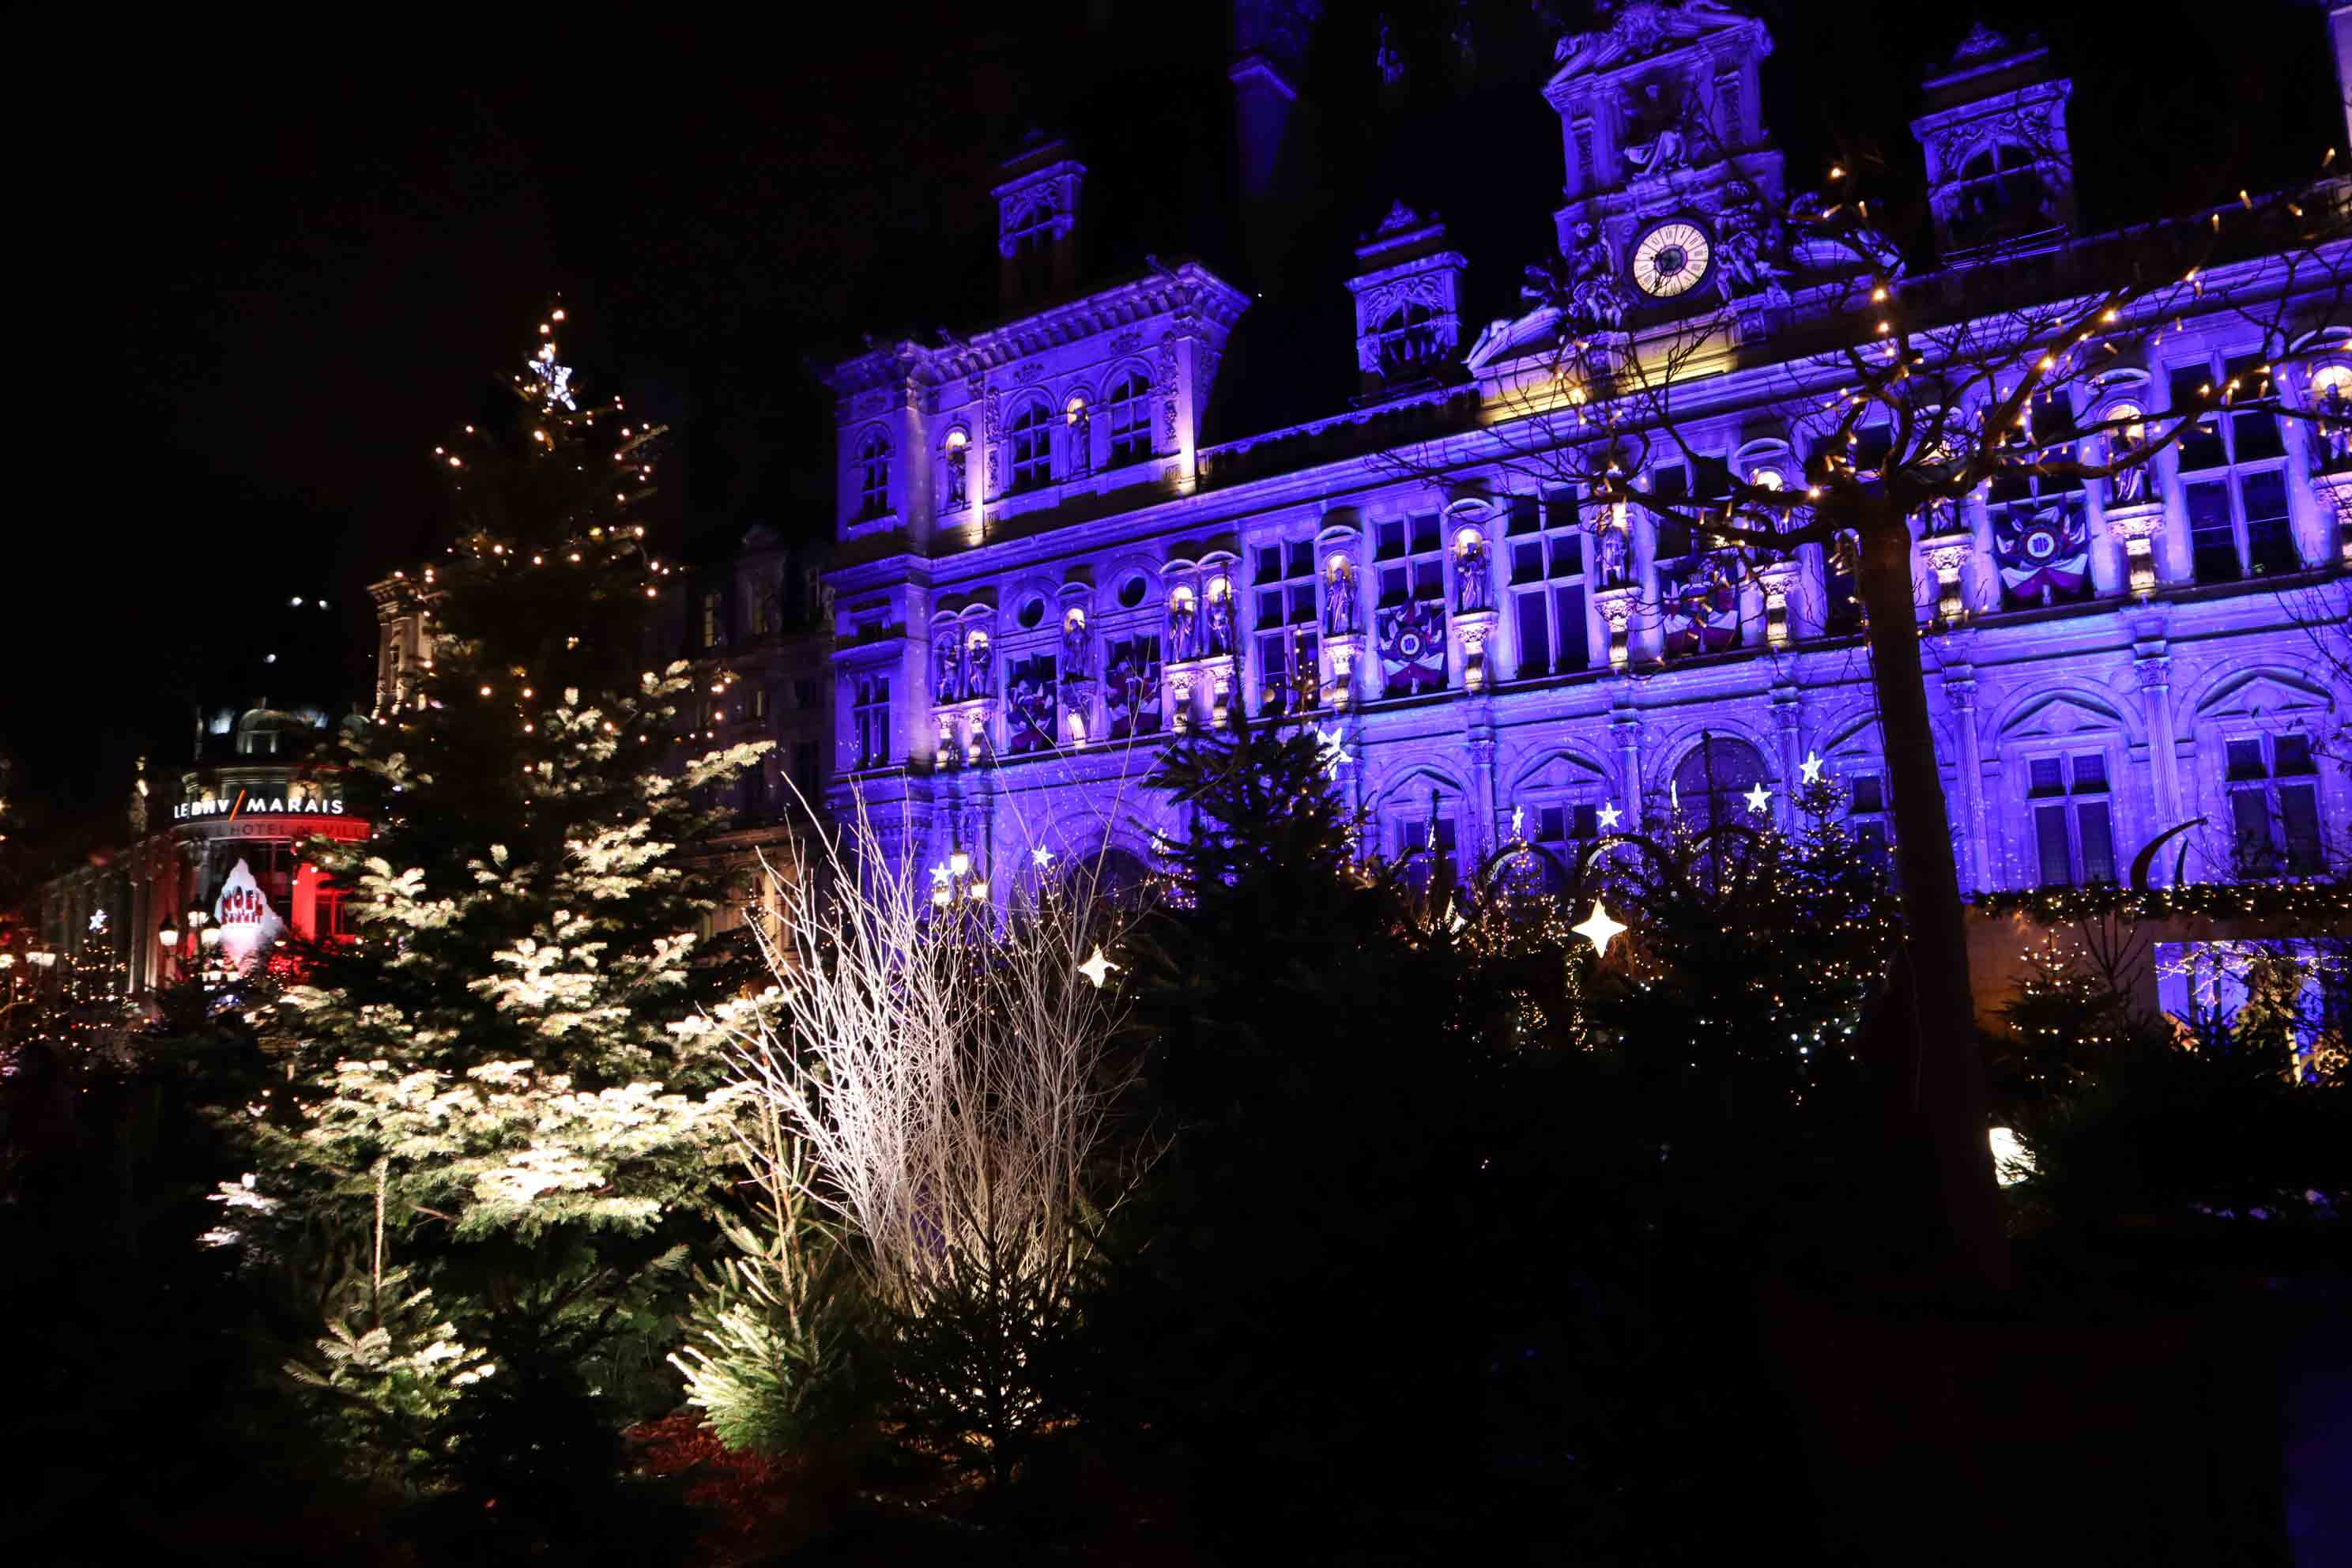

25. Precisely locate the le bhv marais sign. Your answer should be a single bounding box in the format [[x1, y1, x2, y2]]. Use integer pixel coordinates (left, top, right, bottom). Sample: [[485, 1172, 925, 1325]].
[[173, 790, 349, 823]]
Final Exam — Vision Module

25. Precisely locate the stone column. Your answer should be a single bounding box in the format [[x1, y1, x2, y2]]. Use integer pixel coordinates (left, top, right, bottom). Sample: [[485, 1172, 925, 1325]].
[[1757, 560, 1803, 650], [1771, 684, 1804, 823], [1611, 706, 1645, 822], [1455, 609, 1500, 693], [2105, 502, 2165, 599], [1594, 585, 1638, 670], [2279, 414, 2335, 568], [2316, 472, 2352, 567], [2134, 637, 2184, 849], [1963, 488, 2002, 613], [1627, 502, 1664, 663], [1465, 720, 1499, 872], [1943, 664, 1992, 893]]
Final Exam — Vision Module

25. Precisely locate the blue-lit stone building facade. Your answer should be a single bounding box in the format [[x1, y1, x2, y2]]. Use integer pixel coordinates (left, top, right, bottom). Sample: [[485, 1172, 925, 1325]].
[[822, 7, 2352, 933]]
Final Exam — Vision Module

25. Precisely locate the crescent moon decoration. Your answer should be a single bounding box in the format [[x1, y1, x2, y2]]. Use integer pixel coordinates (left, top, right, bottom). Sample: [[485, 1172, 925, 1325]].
[[2128, 817, 2208, 894]]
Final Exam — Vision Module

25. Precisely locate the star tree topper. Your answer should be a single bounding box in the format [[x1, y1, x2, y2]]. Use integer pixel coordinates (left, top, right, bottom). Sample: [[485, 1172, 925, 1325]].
[[526, 341, 576, 411]]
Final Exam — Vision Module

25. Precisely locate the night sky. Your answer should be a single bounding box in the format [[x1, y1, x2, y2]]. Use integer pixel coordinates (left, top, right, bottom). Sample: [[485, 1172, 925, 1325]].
[[6, 0, 2334, 866]]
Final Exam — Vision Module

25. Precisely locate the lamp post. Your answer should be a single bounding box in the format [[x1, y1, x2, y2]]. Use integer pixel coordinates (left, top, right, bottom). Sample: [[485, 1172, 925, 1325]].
[[929, 846, 991, 915], [158, 918, 182, 986]]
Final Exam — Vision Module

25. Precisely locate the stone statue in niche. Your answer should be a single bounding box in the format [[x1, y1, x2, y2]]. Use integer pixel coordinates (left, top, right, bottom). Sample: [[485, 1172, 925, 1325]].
[[2318, 377, 2352, 468], [1597, 523, 1630, 586], [1325, 557, 1359, 635], [1455, 535, 1491, 612], [1061, 612, 1089, 680], [1204, 582, 1235, 656], [1168, 591, 1198, 662], [1066, 403, 1092, 478], [945, 445, 968, 507], [2108, 424, 2148, 503], [964, 633, 993, 699], [933, 631, 963, 704], [1621, 79, 1696, 176]]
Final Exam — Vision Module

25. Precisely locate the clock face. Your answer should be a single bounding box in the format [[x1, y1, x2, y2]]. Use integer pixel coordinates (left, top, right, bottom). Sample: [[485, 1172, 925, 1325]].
[[1631, 220, 1712, 298]]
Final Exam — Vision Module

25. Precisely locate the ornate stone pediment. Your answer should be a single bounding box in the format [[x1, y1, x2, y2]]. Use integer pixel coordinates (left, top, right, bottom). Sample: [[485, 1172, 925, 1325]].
[[2000, 691, 2127, 740], [2195, 668, 2335, 721], [1551, 1, 1767, 81]]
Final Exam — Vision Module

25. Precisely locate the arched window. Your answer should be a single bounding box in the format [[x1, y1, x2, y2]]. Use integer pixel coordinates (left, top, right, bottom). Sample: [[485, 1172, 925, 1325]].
[[1065, 394, 1093, 478], [856, 429, 891, 520], [1009, 401, 1053, 493], [1951, 143, 2050, 247], [1106, 371, 1152, 467], [1063, 846, 1154, 910], [941, 427, 971, 509], [1671, 735, 1770, 835], [1374, 300, 1441, 376]]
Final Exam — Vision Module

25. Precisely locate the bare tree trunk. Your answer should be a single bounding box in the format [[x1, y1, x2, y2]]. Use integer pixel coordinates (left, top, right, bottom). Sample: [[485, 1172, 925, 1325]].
[[1856, 513, 2011, 1293]]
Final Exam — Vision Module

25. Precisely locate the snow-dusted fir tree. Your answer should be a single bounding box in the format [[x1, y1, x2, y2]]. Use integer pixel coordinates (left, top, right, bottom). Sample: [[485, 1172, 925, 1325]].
[[210, 311, 764, 1532]]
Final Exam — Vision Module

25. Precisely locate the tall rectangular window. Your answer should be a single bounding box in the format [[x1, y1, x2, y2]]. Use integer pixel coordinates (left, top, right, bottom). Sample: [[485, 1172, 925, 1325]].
[[2027, 751, 2115, 887], [2228, 733, 2324, 875], [1105, 635, 1163, 739], [851, 676, 891, 770], [1375, 514, 1448, 698], [1507, 488, 1591, 678], [1849, 771, 1893, 876], [2169, 354, 2300, 582], [1988, 393, 2091, 609], [1253, 541, 1321, 714], [1006, 653, 1058, 755], [702, 591, 724, 649]]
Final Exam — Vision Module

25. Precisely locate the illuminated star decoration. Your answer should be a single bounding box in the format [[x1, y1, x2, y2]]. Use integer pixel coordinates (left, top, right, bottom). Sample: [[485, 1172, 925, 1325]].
[[1572, 901, 1627, 953], [1800, 750, 1826, 786], [1315, 726, 1351, 775], [88, 909, 109, 934], [1511, 805, 1526, 841], [929, 862, 955, 887], [1669, 778, 1681, 815], [526, 341, 576, 411], [1077, 945, 1118, 989], [1030, 846, 1056, 869], [1743, 782, 1773, 815], [1596, 801, 1623, 831]]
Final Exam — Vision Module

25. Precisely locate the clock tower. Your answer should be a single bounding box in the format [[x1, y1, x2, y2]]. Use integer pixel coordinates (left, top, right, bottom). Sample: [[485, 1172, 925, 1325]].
[[1540, 2, 1789, 328]]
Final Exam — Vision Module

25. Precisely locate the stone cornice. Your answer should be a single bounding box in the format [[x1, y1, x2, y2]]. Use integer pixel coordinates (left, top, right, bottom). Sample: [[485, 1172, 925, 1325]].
[[827, 263, 1252, 395]]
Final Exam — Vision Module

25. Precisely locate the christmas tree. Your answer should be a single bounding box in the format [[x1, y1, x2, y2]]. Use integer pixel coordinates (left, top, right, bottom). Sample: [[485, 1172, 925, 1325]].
[[208, 310, 763, 1552]]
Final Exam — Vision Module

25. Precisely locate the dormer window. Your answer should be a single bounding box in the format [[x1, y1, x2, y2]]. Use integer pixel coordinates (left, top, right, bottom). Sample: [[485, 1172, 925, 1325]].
[[1951, 143, 2052, 248], [1374, 300, 1442, 378], [855, 428, 891, 520]]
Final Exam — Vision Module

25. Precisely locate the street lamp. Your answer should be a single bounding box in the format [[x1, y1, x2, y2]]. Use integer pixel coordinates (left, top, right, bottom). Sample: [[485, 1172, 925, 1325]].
[[158, 919, 181, 950]]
